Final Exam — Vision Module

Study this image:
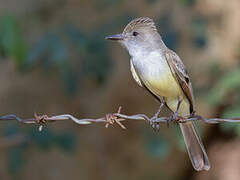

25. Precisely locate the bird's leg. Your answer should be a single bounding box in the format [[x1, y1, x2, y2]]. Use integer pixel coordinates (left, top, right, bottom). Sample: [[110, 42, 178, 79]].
[[168, 98, 182, 126], [153, 100, 165, 119], [150, 98, 165, 131]]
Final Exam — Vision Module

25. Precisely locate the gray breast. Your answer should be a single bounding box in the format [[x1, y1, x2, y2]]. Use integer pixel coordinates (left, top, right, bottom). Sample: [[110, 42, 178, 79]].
[[131, 51, 169, 80]]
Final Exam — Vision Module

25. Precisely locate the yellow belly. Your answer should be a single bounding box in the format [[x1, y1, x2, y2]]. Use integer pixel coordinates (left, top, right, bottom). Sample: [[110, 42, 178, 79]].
[[165, 96, 190, 116], [143, 72, 190, 116], [144, 71, 182, 98]]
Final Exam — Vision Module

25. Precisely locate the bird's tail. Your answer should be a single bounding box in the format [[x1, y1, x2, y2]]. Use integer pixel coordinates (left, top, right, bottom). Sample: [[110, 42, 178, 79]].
[[180, 122, 210, 171]]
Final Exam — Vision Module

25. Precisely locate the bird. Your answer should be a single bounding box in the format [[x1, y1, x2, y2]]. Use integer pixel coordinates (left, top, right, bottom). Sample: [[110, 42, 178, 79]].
[[105, 17, 210, 171]]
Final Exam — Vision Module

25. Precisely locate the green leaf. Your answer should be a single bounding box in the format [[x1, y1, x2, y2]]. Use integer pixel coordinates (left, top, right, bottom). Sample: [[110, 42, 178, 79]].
[[223, 105, 240, 118], [0, 15, 27, 68], [221, 105, 240, 135], [208, 68, 240, 105], [235, 125, 240, 136]]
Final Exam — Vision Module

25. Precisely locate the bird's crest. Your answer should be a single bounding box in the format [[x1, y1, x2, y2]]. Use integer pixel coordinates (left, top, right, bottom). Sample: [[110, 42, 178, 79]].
[[123, 17, 157, 33]]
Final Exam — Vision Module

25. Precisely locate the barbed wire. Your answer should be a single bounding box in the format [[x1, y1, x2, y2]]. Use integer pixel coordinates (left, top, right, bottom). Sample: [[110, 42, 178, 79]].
[[1, 106, 240, 132]]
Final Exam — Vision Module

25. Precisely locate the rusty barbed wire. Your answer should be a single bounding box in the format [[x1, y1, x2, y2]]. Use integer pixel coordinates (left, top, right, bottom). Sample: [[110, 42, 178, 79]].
[[0, 106, 240, 131]]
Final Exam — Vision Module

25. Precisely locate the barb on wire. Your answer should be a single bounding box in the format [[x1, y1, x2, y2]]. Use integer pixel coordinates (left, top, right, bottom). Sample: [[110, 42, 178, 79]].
[[0, 106, 240, 131]]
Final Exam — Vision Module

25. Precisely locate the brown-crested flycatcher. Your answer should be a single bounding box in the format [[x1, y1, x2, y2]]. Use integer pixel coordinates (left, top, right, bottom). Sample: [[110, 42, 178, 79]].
[[105, 17, 210, 171]]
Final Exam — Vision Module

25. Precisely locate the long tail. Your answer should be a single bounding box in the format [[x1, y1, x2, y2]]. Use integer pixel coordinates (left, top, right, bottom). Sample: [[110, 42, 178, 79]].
[[180, 122, 210, 171]]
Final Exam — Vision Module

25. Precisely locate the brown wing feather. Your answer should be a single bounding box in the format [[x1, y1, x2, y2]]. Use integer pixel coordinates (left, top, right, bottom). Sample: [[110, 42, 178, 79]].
[[165, 50, 195, 113]]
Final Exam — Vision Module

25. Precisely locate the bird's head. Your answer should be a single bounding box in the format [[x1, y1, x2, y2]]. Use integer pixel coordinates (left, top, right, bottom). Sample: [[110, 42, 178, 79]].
[[106, 17, 162, 56]]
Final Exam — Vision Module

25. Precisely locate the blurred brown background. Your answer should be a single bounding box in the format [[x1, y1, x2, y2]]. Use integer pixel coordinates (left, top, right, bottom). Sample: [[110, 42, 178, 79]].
[[0, 0, 240, 179]]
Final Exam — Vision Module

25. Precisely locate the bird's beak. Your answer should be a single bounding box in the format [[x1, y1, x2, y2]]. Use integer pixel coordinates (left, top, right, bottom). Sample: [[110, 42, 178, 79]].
[[105, 34, 124, 41]]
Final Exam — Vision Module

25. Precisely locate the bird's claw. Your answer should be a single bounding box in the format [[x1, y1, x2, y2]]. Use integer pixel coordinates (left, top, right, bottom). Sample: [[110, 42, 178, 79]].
[[167, 112, 184, 127], [167, 115, 175, 128], [150, 115, 160, 132]]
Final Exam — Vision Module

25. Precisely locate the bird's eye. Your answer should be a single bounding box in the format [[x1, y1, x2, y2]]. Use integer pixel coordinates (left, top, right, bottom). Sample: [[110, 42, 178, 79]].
[[132, 31, 139, 36]]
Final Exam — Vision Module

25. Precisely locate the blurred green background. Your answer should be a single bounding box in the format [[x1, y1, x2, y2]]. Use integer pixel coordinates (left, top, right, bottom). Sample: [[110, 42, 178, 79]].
[[0, 0, 240, 179]]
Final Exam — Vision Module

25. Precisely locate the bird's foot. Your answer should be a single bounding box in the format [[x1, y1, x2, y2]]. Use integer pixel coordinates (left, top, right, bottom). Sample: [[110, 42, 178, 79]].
[[150, 115, 160, 132], [149, 101, 165, 132], [167, 111, 182, 127]]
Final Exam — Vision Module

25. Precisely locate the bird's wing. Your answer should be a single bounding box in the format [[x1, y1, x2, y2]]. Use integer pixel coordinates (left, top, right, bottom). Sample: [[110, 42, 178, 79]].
[[165, 50, 195, 113], [130, 59, 143, 87]]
